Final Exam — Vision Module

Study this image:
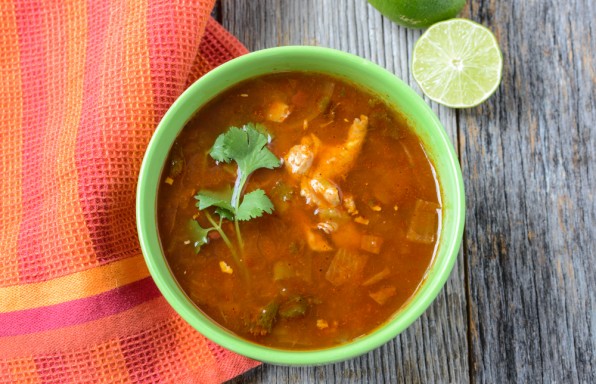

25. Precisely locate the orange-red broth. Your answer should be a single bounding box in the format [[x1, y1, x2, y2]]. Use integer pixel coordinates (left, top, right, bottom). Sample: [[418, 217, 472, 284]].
[[157, 72, 441, 349]]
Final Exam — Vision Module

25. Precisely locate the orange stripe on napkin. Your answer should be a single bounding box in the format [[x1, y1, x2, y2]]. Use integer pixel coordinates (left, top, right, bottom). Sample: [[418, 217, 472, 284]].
[[0, 255, 149, 313], [74, 0, 156, 266], [14, 0, 51, 283], [85, 0, 129, 264], [56, 0, 97, 269], [39, 0, 70, 272], [123, 0, 155, 188], [11, 0, 98, 285], [0, 0, 23, 287]]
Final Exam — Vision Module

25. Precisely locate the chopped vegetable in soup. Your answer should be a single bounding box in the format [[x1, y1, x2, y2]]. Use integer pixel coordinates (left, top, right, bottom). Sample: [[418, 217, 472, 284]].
[[157, 72, 441, 349]]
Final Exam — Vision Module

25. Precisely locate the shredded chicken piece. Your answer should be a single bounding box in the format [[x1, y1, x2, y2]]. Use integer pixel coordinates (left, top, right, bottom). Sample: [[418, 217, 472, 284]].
[[284, 134, 321, 177], [309, 178, 340, 207], [285, 144, 314, 175], [293, 116, 368, 209], [312, 115, 368, 180], [287, 116, 369, 252]]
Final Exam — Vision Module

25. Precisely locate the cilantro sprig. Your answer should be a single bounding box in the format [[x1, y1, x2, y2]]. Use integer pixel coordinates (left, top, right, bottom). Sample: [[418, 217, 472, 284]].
[[188, 123, 281, 270]]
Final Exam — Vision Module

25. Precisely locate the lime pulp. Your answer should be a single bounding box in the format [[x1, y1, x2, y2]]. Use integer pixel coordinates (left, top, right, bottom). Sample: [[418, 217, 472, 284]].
[[412, 19, 503, 108]]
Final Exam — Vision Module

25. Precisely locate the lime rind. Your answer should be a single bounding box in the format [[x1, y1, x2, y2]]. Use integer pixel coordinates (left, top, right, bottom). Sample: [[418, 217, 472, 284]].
[[368, 0, 466, 29], [412, 19, 503, 108]]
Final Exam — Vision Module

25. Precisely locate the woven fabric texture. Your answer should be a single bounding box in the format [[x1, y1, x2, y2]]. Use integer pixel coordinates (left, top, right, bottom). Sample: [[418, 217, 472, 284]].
[[0, 0, 259, 382]]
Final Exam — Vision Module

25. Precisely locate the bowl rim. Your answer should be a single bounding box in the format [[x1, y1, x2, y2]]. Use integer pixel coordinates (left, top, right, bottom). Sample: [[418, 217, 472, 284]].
[[136, 45, 465, 365]]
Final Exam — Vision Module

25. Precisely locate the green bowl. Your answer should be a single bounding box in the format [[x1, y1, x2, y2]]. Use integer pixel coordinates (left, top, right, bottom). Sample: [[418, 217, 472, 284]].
[[136, 46, 465, 365]]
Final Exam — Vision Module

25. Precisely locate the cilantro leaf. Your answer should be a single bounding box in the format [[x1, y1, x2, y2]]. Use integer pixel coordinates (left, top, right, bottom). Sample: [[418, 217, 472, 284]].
[[236, 189, 275, 221], [215, 207, 235, 221], [187, 219, 211, 253], [209, 133, 231, 163], [193, 123, 282, 264], [210, 124, 281, 176], [195, 186, 234, 211]]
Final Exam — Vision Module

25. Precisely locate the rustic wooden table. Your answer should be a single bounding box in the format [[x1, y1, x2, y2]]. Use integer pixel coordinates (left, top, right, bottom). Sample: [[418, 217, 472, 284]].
[[213, 1, 595, 382]]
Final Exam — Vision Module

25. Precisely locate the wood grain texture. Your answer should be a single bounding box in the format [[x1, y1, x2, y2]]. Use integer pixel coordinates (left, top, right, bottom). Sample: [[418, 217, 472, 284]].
[[460, 1, 595, 383], [219, 0, 595, 383], [221, 1, 469, 383]]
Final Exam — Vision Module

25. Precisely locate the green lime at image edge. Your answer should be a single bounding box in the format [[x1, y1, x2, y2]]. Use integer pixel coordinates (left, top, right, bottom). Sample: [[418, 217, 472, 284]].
[[368, 0, 466, 29]]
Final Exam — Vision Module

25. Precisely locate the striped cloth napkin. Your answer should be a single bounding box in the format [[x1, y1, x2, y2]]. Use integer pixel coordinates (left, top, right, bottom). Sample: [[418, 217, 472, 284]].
[[0, 0, 260, 382]]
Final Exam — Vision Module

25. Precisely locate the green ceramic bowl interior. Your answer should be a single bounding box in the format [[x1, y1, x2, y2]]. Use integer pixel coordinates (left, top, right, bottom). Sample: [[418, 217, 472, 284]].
[[137, 46, 465, 365]]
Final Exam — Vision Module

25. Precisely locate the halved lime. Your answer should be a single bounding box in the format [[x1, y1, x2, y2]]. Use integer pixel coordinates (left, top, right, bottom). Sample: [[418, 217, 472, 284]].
[[412, 19, 503, 108]]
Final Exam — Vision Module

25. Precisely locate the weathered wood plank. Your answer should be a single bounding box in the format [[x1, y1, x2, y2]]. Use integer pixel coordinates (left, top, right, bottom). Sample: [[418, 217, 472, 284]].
[[459, 0, 595, 383], [217, 0, 596, 382], [221, 1, 469, 383]]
